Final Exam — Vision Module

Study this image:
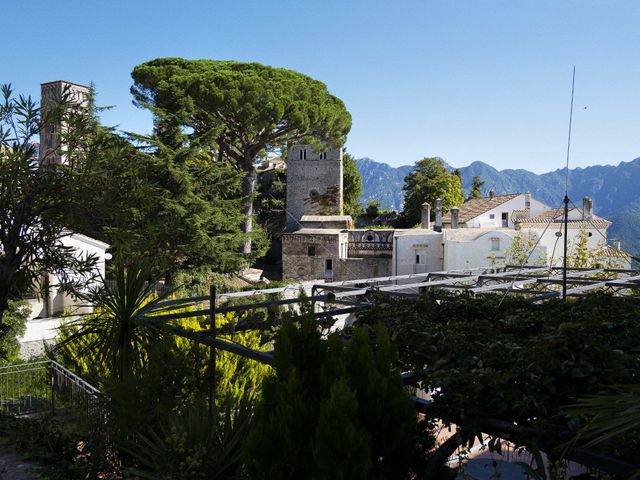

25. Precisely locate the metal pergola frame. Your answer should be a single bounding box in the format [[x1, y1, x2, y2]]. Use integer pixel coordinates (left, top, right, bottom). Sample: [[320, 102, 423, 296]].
[[314, 265, 640, 301], [141, 266, 640, 476], [145, 265, 640, 368]]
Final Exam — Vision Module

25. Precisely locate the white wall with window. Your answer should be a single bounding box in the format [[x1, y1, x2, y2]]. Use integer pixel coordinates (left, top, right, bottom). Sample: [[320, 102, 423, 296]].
[[393, 230, 443, 277], [443, 230, 516, 270], [465, 195, 549, 228]]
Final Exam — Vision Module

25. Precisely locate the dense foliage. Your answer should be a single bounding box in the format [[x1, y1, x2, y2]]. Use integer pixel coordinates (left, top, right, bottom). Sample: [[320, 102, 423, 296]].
[[357, 290, 640, 466], [0, 300, 29, 362], [0, 84, 98, 332], [343, 152, 364, 217], [131, 58, 352, 253], [245, 312, 434, 479], [50, 263, 273, 479], [61, 89, 264, 283], [401, 157, 464, 226], [56, 278, 270, 402], [469, 175, 485, 198]]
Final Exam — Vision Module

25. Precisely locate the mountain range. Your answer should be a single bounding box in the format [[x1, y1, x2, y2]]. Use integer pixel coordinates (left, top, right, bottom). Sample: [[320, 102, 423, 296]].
[[356, 157, 640, 255]]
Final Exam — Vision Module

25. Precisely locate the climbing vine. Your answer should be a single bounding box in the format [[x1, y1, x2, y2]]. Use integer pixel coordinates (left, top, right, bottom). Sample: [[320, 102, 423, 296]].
[[357, 290, 640, 469]]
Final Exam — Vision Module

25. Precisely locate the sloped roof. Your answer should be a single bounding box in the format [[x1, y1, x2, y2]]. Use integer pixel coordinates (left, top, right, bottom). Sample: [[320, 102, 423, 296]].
[[519, 208, 611, 229], [592, 245, 630, 258], [443, 194, 520, 224]]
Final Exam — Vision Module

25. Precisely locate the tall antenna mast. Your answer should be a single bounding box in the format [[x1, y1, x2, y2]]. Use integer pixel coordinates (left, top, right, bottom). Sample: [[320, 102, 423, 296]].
[[563, 66, 576, 300]]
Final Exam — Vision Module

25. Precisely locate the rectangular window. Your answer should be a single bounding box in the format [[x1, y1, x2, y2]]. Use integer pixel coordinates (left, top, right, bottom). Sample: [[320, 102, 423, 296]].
[[501, 212, 508, 227], [308, 245, 316, 256], [489, 213, 495, 220], [414, 248, 427, 274], [299, 149, 307, 160], [325, 259, 333, 271], [491, 238, 500, 251]]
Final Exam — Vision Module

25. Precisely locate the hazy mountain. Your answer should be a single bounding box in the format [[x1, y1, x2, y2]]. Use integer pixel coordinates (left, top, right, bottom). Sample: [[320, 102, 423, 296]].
[[356, 157, 640, 254], [357, 157, 413, 211]]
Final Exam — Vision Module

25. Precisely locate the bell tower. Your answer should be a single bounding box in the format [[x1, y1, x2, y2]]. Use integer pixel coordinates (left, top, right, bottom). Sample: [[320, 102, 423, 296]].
[[285, 145, 343, 231], [39, 80, 89, 164]]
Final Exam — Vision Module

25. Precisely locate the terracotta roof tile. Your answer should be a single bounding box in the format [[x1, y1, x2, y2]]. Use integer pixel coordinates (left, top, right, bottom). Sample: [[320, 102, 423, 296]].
[[519, 208, 611, 229], [592, 245, 630, 258], [443, 194, 520, 224]]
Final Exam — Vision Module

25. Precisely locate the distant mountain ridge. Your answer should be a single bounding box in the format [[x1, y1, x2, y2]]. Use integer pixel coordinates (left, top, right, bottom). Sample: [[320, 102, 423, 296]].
[[356, 157, 640, 254]]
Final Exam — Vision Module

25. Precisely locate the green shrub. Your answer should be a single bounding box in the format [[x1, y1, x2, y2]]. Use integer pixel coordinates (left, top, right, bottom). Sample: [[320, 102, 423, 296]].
[[244, 314, 431, 479], [0, 299, 29, 363], [359, 290, 640, 464]]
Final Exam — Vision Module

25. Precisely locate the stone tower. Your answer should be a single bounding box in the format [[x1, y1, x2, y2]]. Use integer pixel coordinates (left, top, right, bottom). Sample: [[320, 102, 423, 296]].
[[285, 145, 343, 231], [39, 80, 90, 164]]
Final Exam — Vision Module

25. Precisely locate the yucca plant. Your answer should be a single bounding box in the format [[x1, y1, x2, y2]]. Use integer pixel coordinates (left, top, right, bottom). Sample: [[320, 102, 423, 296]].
[[55, 261, 180, 382], [568, 385, 640, 448], [562, 386, 640, 478]]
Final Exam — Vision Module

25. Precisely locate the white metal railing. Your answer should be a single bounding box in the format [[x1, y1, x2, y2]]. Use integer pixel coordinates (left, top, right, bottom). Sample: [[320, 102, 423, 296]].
[[0, 359, 101, 417], [50, 360, 100, 397], [0, 360, 51, 414]]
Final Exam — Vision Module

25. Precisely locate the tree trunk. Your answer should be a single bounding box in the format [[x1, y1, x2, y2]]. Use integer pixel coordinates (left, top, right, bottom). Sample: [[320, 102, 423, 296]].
[[0, 277, 12, 337], [423, 432, 464, 479], [240, 168, 257, 255]]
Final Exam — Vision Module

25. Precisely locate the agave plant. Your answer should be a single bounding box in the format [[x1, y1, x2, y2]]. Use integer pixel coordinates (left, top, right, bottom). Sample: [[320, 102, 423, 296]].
[[126, 394, 254, 480], [55, 261, 180, 382]]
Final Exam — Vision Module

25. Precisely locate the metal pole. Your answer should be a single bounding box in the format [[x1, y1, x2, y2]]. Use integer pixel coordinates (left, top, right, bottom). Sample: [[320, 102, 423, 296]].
[[50, 362, 55, 415], [563, 195, 569, 300], [208, 284, 217, 417], [562, 67, 576, 301]]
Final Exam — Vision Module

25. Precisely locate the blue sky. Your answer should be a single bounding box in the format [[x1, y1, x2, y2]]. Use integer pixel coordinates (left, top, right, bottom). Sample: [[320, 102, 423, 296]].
[[5, 0, 639, 172]]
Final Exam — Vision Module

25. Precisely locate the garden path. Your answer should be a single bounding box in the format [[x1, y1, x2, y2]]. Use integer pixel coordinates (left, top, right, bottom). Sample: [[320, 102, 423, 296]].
[[0, 447, 40, 480]]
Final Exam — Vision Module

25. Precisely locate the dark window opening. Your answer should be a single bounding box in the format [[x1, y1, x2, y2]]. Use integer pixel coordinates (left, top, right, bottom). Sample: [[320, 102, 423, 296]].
[[325, 259, 333, 271], [308, 245, 316, 256]]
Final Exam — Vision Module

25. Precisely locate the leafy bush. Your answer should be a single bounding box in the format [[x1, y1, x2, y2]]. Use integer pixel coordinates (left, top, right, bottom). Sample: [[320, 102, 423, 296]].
[[244, 312, 433, 479], [54, 262, 271, 450], [0, 299, 29, 363], [358, 290, 640, 464]]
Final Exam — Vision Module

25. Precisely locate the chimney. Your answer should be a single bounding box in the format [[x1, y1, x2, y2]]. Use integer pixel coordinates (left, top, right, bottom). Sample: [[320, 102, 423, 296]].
[[583, 196, 593, 221], [489, 189, 495, 200], [421, 202, 431, 229], [614, 240, 621, 250], [524, 192, 531, 211], [451, 207, 459, 229], [434, 199, 443, 232]]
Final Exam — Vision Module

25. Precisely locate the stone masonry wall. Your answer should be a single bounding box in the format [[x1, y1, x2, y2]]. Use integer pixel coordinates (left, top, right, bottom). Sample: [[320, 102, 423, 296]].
[[286, 145, 343, 231]]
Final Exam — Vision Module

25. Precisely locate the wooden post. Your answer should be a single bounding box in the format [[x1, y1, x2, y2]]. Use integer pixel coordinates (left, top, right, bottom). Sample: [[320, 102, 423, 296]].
[[209, 285, 217, 417]]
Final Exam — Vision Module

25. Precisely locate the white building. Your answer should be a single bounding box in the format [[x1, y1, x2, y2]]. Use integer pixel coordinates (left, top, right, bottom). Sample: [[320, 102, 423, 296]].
[[23, 232, 110, 321], [283, 192, 628, 281]]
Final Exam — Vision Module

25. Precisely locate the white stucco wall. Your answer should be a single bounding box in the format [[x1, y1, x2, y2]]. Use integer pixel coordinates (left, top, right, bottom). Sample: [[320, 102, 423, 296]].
[[392, 230, 444, 276], [526, 226, 605, 267], [28, 232, 109, 319], [465, 195, 550, 229], [443, 230, 517, 270]]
